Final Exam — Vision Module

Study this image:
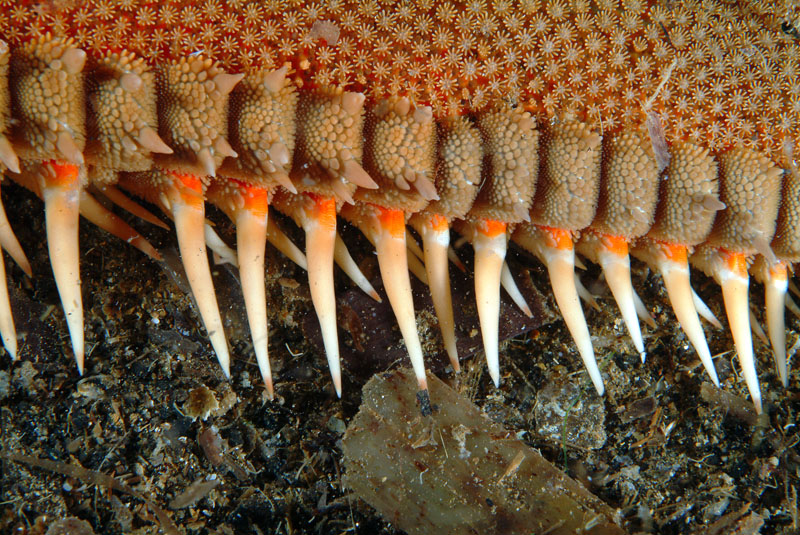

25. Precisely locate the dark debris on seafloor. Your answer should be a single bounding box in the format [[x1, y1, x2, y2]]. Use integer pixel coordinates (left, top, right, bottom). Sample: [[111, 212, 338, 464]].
[[1, 184, 799, 534]]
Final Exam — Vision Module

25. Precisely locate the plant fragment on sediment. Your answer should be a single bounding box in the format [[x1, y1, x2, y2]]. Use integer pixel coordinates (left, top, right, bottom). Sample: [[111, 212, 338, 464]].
[[342, 368, 625, 535]]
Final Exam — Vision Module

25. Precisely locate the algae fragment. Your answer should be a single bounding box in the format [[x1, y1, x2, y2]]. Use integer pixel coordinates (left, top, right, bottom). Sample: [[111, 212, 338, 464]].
[[342, 368, 625, 535]]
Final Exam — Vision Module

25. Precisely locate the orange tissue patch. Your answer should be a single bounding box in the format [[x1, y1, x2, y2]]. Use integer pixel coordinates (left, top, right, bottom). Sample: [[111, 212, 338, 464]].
[[655, 241, 688, 264], [376, 205, 406, 239], [426, 213, 449, 233], [720, 249, 748, 278], [170, 171, 203, 192], [541, 225, 573, 251], [477, 219, 507, 238], [307, 193, 337, 232], [168, 170, 205, 208], [770, 261, 789, 281], [235, 179, 269, 218], [600, 233, 629, 257], [44, 160, 80, 188]]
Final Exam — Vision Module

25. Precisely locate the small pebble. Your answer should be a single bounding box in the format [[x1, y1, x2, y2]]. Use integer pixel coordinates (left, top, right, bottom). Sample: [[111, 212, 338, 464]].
[[199, 426, 225, 466], [0, 370, 10, 400], [45, 517, 95, 535], [184, 385, 219, 420], [534, 377, 606, 450], [326, 416, 346, 434]]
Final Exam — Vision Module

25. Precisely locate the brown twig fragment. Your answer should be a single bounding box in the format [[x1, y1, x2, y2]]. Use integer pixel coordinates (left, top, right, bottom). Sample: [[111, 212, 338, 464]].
[[1, 450, 181, 535]]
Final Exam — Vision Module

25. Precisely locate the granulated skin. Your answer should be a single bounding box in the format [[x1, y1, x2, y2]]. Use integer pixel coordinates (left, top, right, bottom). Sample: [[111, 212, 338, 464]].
[[0, 1, 799, 534]]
